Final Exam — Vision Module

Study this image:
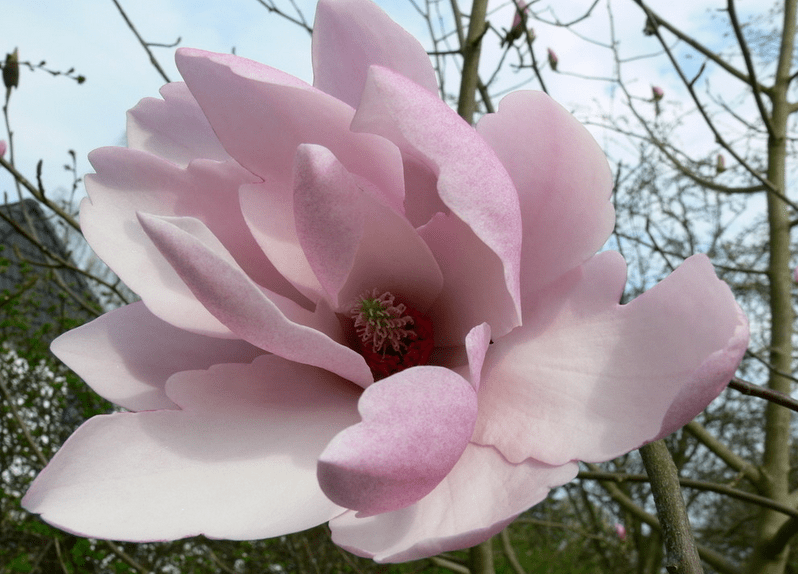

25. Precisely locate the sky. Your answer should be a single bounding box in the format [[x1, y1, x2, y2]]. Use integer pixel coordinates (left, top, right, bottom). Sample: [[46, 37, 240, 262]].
[[1, 0, 768, 207]]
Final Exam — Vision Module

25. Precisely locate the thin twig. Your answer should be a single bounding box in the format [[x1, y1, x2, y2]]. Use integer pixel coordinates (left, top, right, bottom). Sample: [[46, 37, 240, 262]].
[[109, 0, 172, 83], [586, 464, 742, 574], [632, 0, 769, 93], [430, 556, 470, 573], [578, 470, 798, 519], [725, 0, 773, 136], [683, 421, 762, 486], [103, 541, 149, 574], [0, 156, 80, 231], [0, 370, 48, 466], [500, 529, 526, 574], [728, 377, 798, 413]]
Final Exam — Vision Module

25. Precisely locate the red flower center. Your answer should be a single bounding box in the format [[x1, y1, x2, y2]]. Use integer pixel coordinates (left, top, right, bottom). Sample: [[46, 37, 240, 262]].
[[349, 289, 434, 380]]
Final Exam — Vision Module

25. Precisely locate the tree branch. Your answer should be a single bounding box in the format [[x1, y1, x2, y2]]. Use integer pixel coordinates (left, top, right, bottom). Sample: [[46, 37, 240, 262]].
[[631, 0, 769, 93], [683, 421, 762, 485], [728, 377, 798, 413], [726, 0, 774, 136], [109, 0, 172, 83], [578, 470, 798, 519], [586, 464, 742, 574], [639, 441, 705, 574], [457, 0, 489, 123]]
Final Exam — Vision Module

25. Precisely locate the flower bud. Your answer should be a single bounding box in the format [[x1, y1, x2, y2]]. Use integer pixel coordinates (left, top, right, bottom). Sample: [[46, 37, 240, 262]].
[[502, 1, 529, 47], [716, 153, 726, 174], [614, 523, 627, 542], [547, 48, 558, 71], [651, 86, 664, 101], [3, 48, 19, 91]]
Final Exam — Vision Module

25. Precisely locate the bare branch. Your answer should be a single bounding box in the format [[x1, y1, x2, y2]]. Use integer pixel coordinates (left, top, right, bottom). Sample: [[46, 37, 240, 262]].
[[728, 377, 798, 413], [500, 529, 527, 574], [631, 0, 769, 94], [639, 441, 703, 574], [683, 421, 762, 485], [726, 0, 774, 136], [0, 156, 80, 231], [584, 464, 742, 574], [252, 0, 313, 34], [109, 0, 172, 83]]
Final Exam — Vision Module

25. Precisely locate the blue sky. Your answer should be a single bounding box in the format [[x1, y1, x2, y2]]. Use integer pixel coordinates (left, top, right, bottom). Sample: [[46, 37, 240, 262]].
[[2, 0, 745, 205]]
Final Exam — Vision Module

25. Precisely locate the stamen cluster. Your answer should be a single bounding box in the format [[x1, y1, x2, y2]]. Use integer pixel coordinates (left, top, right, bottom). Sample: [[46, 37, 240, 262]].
[[349, 289, 435, 380], [351, 290, 415, 353]]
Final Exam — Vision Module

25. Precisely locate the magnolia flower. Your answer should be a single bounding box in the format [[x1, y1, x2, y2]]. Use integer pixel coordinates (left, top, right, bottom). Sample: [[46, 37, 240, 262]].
[[23, 0, 747, 563], [547, 48, 558, 70]]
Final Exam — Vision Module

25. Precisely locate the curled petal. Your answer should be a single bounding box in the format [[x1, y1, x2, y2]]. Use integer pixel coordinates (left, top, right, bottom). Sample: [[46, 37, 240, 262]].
[[83, 148, 304, 335], [138, 212, 374, 387], [476, 91, 615, 300], [294, 144, 442, 311], [313, 0, 438, 107], [175, 48, 405, 211], [474, 252, 749, 465], [175, 48, 406, 301], [23, 356, 361, 541], [354, 67, 523, 340], [51, 302, 262, 412], [329, 444, 578, 562], [418, 213, 518, 345], [126, 82, 231, 167], [465, 323, 491, 391], [318, 367, 477, 516]]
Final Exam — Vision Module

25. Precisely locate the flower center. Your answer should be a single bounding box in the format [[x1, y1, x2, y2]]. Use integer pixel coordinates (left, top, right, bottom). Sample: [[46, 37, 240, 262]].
[[349, 289, 434, 380]]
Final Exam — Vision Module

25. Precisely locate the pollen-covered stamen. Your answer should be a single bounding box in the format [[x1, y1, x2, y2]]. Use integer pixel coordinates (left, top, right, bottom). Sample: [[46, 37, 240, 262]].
[[351, 290, 415, 354], [349, 289, 435, 380]]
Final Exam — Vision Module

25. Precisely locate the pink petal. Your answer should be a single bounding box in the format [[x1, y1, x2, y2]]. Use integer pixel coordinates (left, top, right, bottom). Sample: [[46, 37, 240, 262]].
[[353, 66, 523, 341], [329, 444, 578, 562], [312, 0, 438, 108], [51, 302, 263, 412], [418, 213, 519, 346], [23, 356, 361, 541], [293, 144, 442, 311], [126, 82, 231, 167], [175, 49, 404, 209], [174, 48, 406, 301], [476, 91, 615, 300], [473, 252, 749, 465], [138, 213, 374, 387], [465, 323, 491, 391], [317, 366, 477, 516], [83, 148, 305, 336]]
